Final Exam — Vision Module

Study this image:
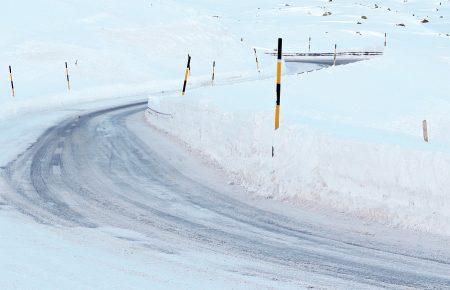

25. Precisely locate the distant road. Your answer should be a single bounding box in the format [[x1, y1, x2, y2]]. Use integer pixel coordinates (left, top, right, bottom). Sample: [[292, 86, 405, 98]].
[[268, 51, 382, 65]]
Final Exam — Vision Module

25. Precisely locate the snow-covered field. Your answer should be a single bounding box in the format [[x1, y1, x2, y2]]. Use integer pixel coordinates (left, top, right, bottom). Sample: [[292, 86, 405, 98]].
[[0, 0, 256, 121], [2, 0, 450, 288]]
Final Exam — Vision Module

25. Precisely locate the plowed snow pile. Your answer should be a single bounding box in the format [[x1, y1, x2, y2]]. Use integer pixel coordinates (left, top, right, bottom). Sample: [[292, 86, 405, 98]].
[[147, 0, 450, 235]]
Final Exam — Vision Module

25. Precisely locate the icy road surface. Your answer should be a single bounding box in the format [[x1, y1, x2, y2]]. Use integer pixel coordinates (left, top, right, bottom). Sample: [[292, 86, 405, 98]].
[[2, 102, 450, 289]]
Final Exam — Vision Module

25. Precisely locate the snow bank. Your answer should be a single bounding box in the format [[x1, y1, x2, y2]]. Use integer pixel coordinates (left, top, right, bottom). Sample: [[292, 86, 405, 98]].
[[146, 77, 450, 235], [146, 0, 450, 235]]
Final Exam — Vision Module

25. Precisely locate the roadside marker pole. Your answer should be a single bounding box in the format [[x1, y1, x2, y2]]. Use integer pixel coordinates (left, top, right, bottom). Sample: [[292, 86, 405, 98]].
[[272, 38, 282, 157], [182, 54, 191, 95], [212, 61, 215, 85], [423, 120, 429, 142], [308, 37, 311, 52], [65, 62, 71, 91], [9, 65, 15, 97], [254, 48, 261, 73], [275, 38, 282, 130], [384, 33, 387, 47], [333, 44, 337, 66]]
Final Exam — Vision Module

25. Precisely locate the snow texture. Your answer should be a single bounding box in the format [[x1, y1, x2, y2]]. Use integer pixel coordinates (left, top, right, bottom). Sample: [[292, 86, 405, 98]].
[[147, 0, 450, 236]]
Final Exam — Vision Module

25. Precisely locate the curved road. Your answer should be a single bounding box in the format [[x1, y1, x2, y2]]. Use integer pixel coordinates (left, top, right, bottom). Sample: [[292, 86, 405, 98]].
[[2, 102, 450, 289]]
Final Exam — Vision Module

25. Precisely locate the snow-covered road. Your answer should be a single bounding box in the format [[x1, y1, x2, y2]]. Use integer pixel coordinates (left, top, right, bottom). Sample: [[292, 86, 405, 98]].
[[2, 101, 449, 288]]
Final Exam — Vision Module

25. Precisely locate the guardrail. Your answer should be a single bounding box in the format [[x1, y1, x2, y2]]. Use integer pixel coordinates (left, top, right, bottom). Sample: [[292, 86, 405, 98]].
[[266, 51, 383, 57], [146, 106, 173, 118]]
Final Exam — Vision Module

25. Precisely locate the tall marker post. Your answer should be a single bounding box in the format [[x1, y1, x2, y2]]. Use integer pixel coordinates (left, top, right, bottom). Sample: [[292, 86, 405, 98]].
[[254, 48, 260, 73], [65, 62, 71, 91], [423, 120, 429, 142], [9, 66, 15, 97], [182, 54, 191, 95], [212, 61, 216, 85], [273, 38, 282, 157], [308, 37, 311, 52], [384, 33, 387, 47]]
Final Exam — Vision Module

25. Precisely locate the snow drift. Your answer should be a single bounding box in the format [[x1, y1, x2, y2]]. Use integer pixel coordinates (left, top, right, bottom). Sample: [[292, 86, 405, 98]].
[[146, 0, 450, 235]]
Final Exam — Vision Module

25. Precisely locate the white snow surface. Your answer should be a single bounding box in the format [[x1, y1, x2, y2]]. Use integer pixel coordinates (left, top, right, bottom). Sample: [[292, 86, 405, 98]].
[[1, 0, 450, 288], [146, 0, 450, 236], [0, 0, 257, 120]]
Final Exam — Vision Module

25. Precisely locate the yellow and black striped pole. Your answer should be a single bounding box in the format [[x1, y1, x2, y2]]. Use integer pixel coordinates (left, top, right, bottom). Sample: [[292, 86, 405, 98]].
[[272, 38, 282, 157], [254, 48, 260, 73], [9, 65, 15, 97], [182, 54, 191, 95], [212, 61, 215, 84], [65, 62, 71, 91], [275, 38, 282, 130]]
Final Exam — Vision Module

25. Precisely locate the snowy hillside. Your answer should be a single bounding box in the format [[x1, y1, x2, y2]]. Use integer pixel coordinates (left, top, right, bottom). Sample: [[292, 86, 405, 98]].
[[0, 0, 257, 119]]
